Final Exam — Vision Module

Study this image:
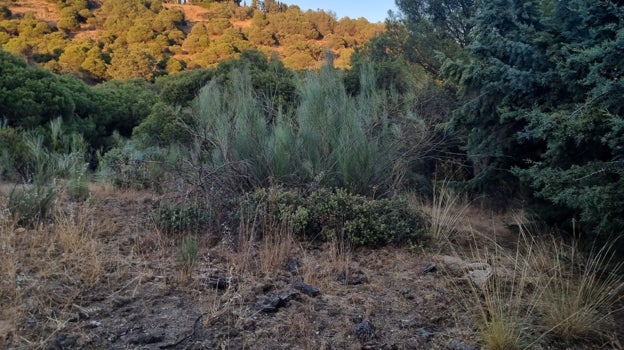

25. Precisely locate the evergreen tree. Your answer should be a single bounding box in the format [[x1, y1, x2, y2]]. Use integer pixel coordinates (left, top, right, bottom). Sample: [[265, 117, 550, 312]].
[[443, 0, 624, 238]]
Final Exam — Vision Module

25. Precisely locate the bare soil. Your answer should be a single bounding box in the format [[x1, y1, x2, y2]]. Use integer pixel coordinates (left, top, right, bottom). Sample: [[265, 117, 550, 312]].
[[2, 0, 59, 23], [0, 184, 621, 350]]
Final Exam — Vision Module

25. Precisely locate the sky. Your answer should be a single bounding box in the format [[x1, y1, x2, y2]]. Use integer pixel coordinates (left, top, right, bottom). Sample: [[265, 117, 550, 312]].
[[285, 0, 399, 23]]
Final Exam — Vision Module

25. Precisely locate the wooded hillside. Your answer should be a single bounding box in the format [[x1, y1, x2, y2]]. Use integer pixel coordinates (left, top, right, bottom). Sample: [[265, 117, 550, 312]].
[[0, 0, 383, 81]]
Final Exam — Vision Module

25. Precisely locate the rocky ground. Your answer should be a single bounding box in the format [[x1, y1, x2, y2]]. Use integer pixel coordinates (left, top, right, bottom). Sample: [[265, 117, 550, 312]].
[[0, 184, 621, 350]]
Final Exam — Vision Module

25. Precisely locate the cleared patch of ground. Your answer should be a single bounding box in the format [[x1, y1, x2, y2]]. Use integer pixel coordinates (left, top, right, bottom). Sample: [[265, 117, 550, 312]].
[[0, 183, 621, 349]]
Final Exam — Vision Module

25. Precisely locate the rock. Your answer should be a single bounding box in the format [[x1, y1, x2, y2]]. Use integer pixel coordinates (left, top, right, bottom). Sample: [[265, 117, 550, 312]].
[[437, 255, 492, 287], [415, 327, 435, 341], [421, 262, 437, 274], [201, 273, 238, 290], [15, 227, 26, 234], [337, 271, 368, 285], [129, 332, 164, 345], [260, 291, 299, 312], [438, 255, 467, 275], [466, 262, 492, 288], [287, 257, 301, 275], [353, 320, 375, 341], [293, 281, 320, 297], [112, 296, 134, 308], [47, 334, 77, 350], [86, 320, 101, 328], [447, 340, 478, 350], [415, 326, 446, 341]]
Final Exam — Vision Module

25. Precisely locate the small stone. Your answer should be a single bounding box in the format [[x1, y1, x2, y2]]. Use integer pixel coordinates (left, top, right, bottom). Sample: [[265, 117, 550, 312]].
[[201, 273, 238, 290], [467, 263, 492, 288], [129, 333, 164, 345], [87, 320, 101, 328], [416, 327, 435, 341], [422, 262, 437, 274], [354, 320, 375, 341], [447, 340, 478, 350], [287, 257, 301, 275], [293, 281, 320, 297], [260, 290, 299, 312], [15, 227, 26, 234]]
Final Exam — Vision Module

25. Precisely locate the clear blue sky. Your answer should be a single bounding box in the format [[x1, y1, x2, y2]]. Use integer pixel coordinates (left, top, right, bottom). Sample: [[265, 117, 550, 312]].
[[285, 0, 399, 23]]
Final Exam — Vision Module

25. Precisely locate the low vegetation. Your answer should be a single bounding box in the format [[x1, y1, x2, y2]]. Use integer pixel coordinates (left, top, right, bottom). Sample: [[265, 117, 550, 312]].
[[0, 0, 622, 348]]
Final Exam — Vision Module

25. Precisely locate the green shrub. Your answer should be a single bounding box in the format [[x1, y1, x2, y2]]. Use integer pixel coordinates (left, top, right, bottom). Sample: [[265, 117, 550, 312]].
[[96, 141, 171, 191], [176, 235, 199, 278], [240, 187, 429, 247], [0, 124, 28, 181], [308, 188, 428, 246], [155, 202, 214, 235], [186, 63, 411, 196], [8, 184, 55, 227]]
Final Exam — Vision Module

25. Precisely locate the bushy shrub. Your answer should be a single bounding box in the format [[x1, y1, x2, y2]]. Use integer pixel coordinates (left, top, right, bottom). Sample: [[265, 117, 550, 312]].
[[96, 141, 171, 191], [176, 235, 199, 278], [155, 202, 214, 235], [0, 124, 28, 181], [8, 185, 55, 227], [188, 63, 411, 196], [240, 187, 429, 247]]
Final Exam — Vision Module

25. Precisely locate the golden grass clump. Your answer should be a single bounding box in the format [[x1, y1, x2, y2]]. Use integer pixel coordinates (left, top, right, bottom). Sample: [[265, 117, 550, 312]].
[[417, 182, 471, 245], [536, 236, 623, 342], [0, 198, 124, 346]]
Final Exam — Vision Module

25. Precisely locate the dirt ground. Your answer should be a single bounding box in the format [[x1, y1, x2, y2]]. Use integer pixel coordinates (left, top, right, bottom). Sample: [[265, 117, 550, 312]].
[[0, 184, 621, 350]]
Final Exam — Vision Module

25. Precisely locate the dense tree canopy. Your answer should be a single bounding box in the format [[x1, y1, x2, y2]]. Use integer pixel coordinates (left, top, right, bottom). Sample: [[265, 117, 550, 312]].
[[0, 0, 383, 77], [434, 0, 624, 237]]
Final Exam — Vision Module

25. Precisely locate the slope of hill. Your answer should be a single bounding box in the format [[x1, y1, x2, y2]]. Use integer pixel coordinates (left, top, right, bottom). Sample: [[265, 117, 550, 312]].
[[0, 0, 383, 81]]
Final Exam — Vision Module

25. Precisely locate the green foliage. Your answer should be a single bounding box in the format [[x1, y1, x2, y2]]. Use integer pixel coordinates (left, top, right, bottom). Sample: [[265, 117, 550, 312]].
[[1, 0, 381, 77], [240, 187, 429, 246], [96, 140, 170, 190], [133, 102, 191, 146], [8, 184, 56, 227], [57, 7, 81, 31], [439, 0, 624, 241], [394, 0, 478, 75], [185, 62, 409, 194], [156, 202, 213, 234], [154, 68, 214, 105], [175, 235, 199, 278], [182, 23, 211, 54], [93, 79, 157, 138], [0, 50, 76, 128], [0, 6, 11, 20], [4, 119, 90, 225], [0, 123, 28, 181]]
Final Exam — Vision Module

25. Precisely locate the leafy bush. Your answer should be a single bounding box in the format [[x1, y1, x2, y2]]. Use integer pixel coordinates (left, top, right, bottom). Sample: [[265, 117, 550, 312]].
[[176, 235, 199, 278], [240, 187, 429, 247], [187, 63, 413, 196], [0, 124, 28, 181], [155, 202, 214, 235], [96, 140, 171, 191], [8, 185, 55, 227]]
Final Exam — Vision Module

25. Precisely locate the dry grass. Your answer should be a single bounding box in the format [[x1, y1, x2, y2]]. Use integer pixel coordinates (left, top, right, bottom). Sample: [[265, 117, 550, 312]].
[[460, 232, 540, 350], [535, 235, 624, 342], [443, 217, 624, 350], [258, 216, 295, 277], [226, 198, 297, 279], [0, 197, 129, 347], [417, 183, 471, 246]]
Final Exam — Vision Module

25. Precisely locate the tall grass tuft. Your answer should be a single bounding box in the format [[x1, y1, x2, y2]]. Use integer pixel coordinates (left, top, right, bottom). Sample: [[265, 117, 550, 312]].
[[537, 235, 623, 342], [469, 234, 539, 350], [422, 182, 470, 243], [176, 235, 199, 280]]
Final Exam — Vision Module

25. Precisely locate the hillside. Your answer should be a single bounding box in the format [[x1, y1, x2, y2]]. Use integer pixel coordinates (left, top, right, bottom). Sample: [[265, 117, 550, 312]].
[[0, 0, 383, 81]]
